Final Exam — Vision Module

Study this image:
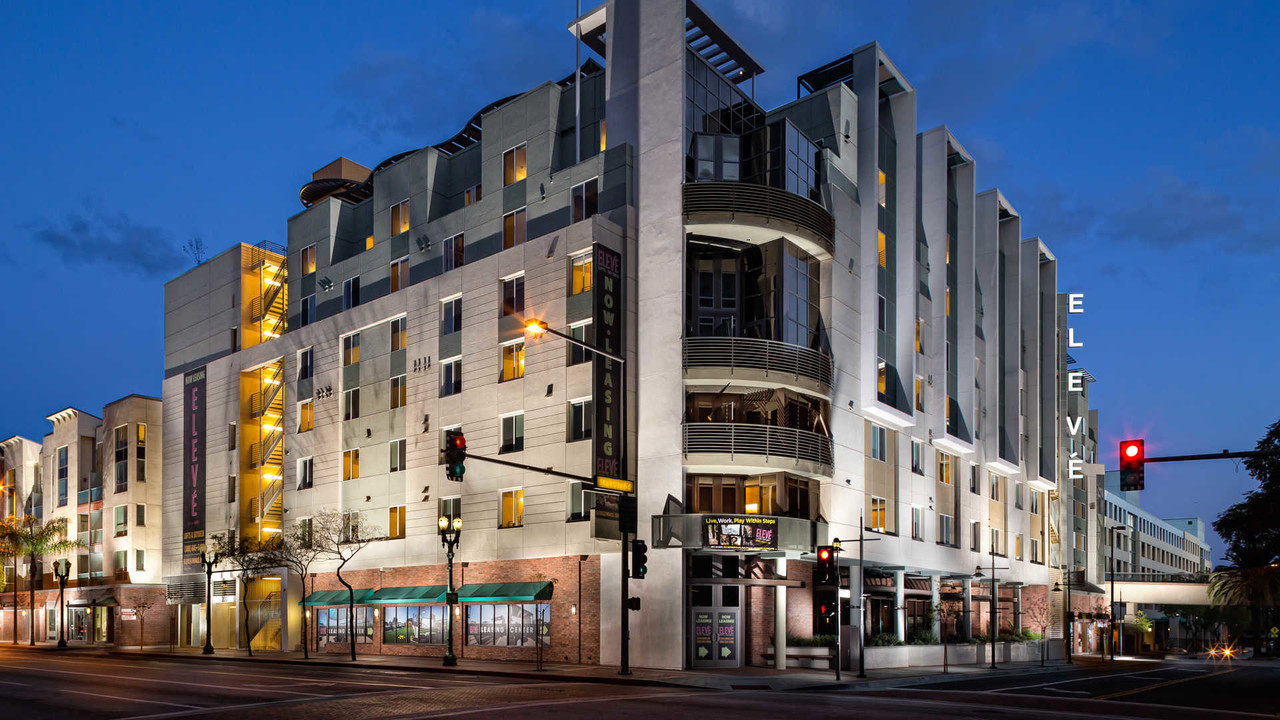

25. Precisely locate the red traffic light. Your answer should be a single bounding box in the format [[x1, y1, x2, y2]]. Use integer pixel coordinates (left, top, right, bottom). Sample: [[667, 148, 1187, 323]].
[[817, 548, 831, 562], [452, 434, 467, 450], [1119, 439, 1145, 491], [1120, 439, 1143, 464]]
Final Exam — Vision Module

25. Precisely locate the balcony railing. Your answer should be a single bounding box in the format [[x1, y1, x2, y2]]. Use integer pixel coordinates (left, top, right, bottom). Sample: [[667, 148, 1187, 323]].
[[683, 182, 834, 256], [683, 423, 833, 470], [651, 513, 826, 553], [683, 336, 834, 393]]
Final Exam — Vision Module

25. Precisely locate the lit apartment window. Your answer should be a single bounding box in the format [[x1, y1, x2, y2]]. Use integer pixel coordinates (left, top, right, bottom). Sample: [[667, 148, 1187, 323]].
[[391, 199, 410, 236], [500, 413, 525, 453], [135, 504, 146, 527], [343, 388, 360, 420], [301, 294, 316, 327], [342, 448, 360, 481], [911, 440, 924, 475], [499, 488, 524, 528], [989, 472, 1000, 501], [1015, 534, 1024, 561], [343, 277, 360, 310], [389, 439, 406, 473], [301, 244, 317, 275], [938, 513, 953, 545], [114, 425, 128, 493], [914, 376, 924, 412], [502, 144, 527, 186], [599, 119, 606, 151], [501, 276, 525, 316], [570, 253, 593, 295], [391, 256, 409, 293], [869, 496, 887, 532], [571, 178, 598, 223], [390, 374, 407, 410], [877, 168, 886, 207], [365, 235, 374, 251], [911, 506, 923, 541], [500, 341, 525, 382], [135, 549, 146, 573], [388, 505, 406, 539], [464, 184, 482, 206], [945, 287, 951, 317], [343, 333, 360, 365], [502, 208, 527, 249], [877, 360, 886, 396], [870, 424, 887, 462], [297, 457, 313, 490], [298, 399, 314, 432], [440, 357, 462, 397], [915, 318, 923, 354], [391, 317, 407, 352], [441, 296, 462, 335], [971, 521, 981, 551], [114, 506, 127, 537], [937, 453, 953, 485], [136, 423, 147, 483], [298, 348, 313, 381], [568, 322, 593, 365], [443, 233, 464, 272], [568, 399, 593, 442], [877, 231, 886, 268]]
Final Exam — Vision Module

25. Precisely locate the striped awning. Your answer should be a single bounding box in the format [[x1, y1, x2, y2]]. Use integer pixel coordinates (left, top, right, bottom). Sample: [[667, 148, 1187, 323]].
[[302, 589, 374, 606]]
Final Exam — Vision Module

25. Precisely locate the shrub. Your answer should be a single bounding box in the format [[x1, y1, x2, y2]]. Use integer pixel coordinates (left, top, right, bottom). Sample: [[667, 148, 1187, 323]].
[[786, 634, 836, 647], [908, 629, 939, 645], [997, 630, 1023, 643], [869, 632, 903, 647], [1021, 629, 1041, 641]]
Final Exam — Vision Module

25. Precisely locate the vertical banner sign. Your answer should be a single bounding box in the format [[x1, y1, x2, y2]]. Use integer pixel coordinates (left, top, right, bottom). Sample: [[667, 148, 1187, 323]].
[[182, 367, 207, 573], [592, 242, 627, 492]]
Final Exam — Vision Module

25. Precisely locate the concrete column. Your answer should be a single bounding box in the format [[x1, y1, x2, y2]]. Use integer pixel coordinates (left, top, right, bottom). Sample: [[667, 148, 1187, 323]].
[[774, 558, 787, 670], [962, 581, 973, 639], [894, 570, 906, 642], [1013, 586, 1023, 633], [930, 577, 941, 640]]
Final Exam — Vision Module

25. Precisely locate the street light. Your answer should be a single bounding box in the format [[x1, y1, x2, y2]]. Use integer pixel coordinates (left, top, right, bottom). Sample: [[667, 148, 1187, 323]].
[[1052, 565, 1075, 664], [52, 559, 71, 648], [200, 547, 221, 655], [439, 514, 463, 667], [1109, 525, 1130, 660]]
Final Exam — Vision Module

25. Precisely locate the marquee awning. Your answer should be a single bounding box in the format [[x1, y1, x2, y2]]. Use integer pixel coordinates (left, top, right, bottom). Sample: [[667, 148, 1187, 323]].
[[301, 589, 373, 606], [68, 595, 118, 607], [365, 586, 447, 604], [456, 582, 554, 603]]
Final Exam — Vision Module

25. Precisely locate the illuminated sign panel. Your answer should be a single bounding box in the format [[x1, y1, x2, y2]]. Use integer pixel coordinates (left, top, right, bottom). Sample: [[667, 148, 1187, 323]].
[[182, 367, 207, 573]]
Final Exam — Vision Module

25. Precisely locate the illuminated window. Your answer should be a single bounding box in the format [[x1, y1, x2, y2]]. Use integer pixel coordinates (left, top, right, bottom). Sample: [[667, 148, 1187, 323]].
[[464, 184, 482, 206], [869, 496, 886, 532], [389, 439, 406, 473], [937, 454, 954, 486], [390, 374, 407, 410], [501, 276, 525, 316], [878, 231, 886, 267], [391, 199, 410, 236], [443, 233, 464, 272], [342, 448, 360, 481], [298, 399, 313, 433], [502, 208, 526, 249], [391, 317, 407, 352], [343, 388, 360, 421], [877, 168, 887, 207], [441, 296, 462, 335], [946, 287, 951, 317], [342, 333, 360, 365], [876, 359, 886, 395], [915, 318, 922, 353], [301, 244, 317, 275], [502, 144, 527, 186], [365, 235, 374, 251], [388, 505, 406, 539], [500, 487, 524, 528], [915, 376, 924, 412], [570, 253, 593, 295], [500, 342, 525, 382], [390, 256, 409, 293], [136, 423, 147, 483], [571, 178, 598, 223], [599, 119, 607, 152], [500, 413, 525, 454], [440, 357, 462, 397], [1015, 533, 1024, 561]]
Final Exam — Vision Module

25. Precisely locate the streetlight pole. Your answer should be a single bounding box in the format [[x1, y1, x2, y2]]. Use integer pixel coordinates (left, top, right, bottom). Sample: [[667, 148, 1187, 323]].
[[1109, 525, 1128, 661], [439, 515, 463, 667], [53, 559, 70, 648], [200, 548, 220, 655]]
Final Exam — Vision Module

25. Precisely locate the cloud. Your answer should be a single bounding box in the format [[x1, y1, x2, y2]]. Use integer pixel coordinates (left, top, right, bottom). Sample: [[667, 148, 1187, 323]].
[[26, 211, 187, 276]]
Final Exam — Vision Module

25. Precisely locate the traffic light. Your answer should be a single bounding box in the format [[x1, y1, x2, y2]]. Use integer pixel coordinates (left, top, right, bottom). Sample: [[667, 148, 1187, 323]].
[[1119, 439, 1144, 491], [815, 545, 836, 586], [444, 429, 467, 482], [631, 539, 648, 580]]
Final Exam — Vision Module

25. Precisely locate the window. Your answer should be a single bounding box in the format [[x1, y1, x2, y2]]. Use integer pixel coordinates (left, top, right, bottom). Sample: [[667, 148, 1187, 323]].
[[915, 375, 924, 412], [230, 326, 239, 352], [228, 475, 237, 503], [343, 277, 360, 310], [114, 506, 127, 537], [567, 480, 587, 521], [297, 457, 313, 490], [1015, 482, 1024, 510], [500, 488, 524, 528], [570, 253, 593, 295], [1016, 534, 1024, 560], [467, 603, 549, 647], [911, 506, 923, 541], [135, 504, 146, 527], [342, 449, 360, 481], [869, 496, 887, 532], [439, 496, 461, 527], [343, 388, 360, 420], [969, 464, 980, 494], [440, 357, 462, 397], [390, 317, 407, 352], [568, 399, 592, 441], [878, 168, 887, 207], [938, 513, 954, 545], [391, 199, 410, 236], [464, 184, 482, 206], [343, 333, 360, 365], [571, 178, 598, 223], [389, 439, 406, 473], [501, 276, 525, 316], [298, 348, 313, 381], [971, 521, 981, 551], [500, 413, 524, 453], [877, 230, 886, 268], [502, 208, 526, 249], [388, 506, 406, 539], [57, 446, 68, 506], [443, 233, 464, 272], [390, 256, 409, 293], [500, 342, 525, 382], [1031, 537, 1041, 563], [502, 144, 527, 186], [991, 527, 1002, 556], [114, 426, 128, 493], [301, 244, 317, 275], [877, 294, 886, 330], [390, 374, 407, 409], [910, 440, 924, 474], [136, 423, 147, 483], [870, 424, 887, 462], [365, 234, 374, 251], [441, 296, 462, 335], [568, 322, 593, 365], [599, 118, 606, 151], [989, 472, 1001, 501], [379, 605, 448, 645], [114, 550, 127, 575], [298, 400, 314, 432], [301, 294, 316, 327], [135, 549, 146, 573], [915, 317, 923, 354]]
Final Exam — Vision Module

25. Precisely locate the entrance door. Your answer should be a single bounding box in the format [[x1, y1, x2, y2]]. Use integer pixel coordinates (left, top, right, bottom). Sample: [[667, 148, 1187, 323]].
[[689, 585, 741, 668], [69, 608, 89, 642]]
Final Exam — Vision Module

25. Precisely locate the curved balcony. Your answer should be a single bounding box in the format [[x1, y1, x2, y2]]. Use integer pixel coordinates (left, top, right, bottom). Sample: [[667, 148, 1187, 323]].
[[683, 336, 834, 398], [683, 423, 833, 478], [683, 182, 835, 260]]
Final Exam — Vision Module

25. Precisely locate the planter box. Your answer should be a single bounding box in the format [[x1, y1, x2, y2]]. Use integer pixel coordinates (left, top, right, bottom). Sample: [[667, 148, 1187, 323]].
[[766, 645, 834, 669]]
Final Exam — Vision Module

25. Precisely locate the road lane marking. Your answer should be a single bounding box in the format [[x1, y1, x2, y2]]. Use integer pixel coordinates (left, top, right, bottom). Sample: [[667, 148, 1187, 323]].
[[0, 663, 310, 695], [0, 680, 28, 686], [1043, 687, 1088, 694], [1095, 667, 1238, 700], [417, 690, 708, 718], [62, 690, 199, 709], [991, 667, 1169, 693]]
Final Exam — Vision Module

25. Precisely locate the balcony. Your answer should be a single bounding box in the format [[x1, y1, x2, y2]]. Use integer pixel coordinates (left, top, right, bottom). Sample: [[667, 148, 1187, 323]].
[[683, 423, 833, 478], [683, 336, 833, 397], [683, 182, 834, 260], [651, 513, 827, 553]]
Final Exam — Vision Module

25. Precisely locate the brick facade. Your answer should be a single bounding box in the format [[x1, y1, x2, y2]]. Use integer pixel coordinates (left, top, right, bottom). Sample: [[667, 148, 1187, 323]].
[[745, 561, 815, 666], [0, 584, 169, 647]]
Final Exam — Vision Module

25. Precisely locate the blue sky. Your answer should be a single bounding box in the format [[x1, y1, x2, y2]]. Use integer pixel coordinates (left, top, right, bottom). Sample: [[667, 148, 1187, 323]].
[[1, 1, 1276, 563]]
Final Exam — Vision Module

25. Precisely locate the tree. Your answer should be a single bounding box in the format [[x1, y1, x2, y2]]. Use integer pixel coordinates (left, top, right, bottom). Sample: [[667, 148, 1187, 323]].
[[268, 521, 325, 659], [183, 236, 208, 265], [933, 599, 964, 673], [311, 510, 378, 662], [211, 531, 278, 657], [1022, 594, 1052, 666], [1208, 564, 1280, 658], [0, 516, 84, 645], [134, 600, 155, 652]]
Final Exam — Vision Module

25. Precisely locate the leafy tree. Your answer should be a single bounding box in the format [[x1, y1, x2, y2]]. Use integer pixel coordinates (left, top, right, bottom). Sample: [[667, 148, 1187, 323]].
[[1209, 564, 1280, 658], [311, 510, 379, 662], [0, 516, 84, 645], [211, 531, 278, 657], [267, 521, 325, 658]]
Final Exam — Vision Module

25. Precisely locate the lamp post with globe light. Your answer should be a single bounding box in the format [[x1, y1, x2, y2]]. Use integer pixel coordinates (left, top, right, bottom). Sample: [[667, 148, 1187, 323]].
[[439, 514, 463, 667], [52, 559, 71, 647]]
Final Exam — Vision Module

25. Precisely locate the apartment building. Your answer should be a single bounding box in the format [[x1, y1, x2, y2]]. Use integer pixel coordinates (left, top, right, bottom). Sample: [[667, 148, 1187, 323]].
[[1101, 475, 1213, 577], [0, 396, 165, 646], [159, 0, 1073, 670]]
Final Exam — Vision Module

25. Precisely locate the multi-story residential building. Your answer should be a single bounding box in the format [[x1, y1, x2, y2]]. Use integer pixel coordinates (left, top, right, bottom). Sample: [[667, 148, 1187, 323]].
[[161, 0, 1070, 669], [1101, 476, 1213, 578], [0, 396, 165, 646]]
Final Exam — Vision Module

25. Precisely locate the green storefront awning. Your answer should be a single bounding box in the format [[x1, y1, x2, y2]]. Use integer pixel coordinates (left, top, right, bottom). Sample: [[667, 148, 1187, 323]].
[[456, 581, 554, 603], [68, 595, 118, 607], [365, 585, 447, 604], [302, 589, 374, 606]]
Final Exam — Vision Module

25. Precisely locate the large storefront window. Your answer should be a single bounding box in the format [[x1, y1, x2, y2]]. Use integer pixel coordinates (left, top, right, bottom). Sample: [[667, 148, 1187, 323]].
[[465, 603, 550, 647], [685, 474, 816, 520], [316, 606, 374, 644], [381, 605, 448, 645]]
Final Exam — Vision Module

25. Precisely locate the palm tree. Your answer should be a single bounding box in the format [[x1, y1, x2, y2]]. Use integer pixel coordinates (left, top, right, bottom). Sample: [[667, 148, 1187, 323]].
[[0, 516, 85, 645], [1207, 563, 1280, 658]]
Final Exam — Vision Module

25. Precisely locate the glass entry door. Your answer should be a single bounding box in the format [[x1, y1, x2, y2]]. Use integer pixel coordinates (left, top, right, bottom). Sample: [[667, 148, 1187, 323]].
[[689, 584, 741, 668]]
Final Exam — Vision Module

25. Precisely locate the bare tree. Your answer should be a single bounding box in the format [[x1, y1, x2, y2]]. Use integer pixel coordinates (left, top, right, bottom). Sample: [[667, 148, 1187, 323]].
[[268, 520, 326, 659], [1022, 594, 1052, 666], [933, 599, 964, 673], [211, 532, 278, 657], [311, 510, 379, 662], [183, 236, 208, 265], [134, 600, 155, 652]]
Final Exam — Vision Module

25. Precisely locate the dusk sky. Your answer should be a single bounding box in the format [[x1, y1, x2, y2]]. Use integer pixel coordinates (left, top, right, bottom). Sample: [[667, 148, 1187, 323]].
[[2, 1, 1276, 563]]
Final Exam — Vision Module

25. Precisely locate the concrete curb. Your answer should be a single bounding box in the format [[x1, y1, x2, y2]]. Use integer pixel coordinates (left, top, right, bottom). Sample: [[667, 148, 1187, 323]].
[[787, 661, 1088, 692]]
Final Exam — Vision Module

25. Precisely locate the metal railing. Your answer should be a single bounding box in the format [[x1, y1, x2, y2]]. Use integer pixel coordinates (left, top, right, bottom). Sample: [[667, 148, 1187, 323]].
[[1106, 572, 1211, 584], [651, 513, 824, 552], [683, 422, 833, 468], [683, 182, 835, 252], [683, 336, 834, 390]]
